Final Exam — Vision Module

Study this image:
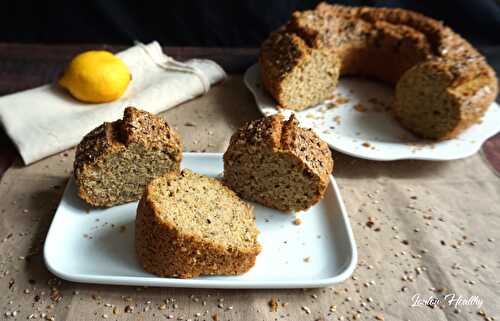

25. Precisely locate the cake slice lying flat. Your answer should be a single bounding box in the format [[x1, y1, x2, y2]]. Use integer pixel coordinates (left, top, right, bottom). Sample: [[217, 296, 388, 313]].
[[74, 107, 182, 207], [135, 169, 261, 278]]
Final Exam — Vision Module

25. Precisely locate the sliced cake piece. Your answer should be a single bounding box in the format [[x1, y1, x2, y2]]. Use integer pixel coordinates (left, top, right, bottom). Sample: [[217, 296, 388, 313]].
[[135, 169, 261, 278], [74, 107, 182, 207], [223, 114, 333, 212], [260, 30, 341, 110]]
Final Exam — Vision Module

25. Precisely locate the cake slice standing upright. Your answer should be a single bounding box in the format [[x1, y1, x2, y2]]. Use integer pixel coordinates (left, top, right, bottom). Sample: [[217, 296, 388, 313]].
[[224, 114, 333, 212], [74, 107, 182, 207]]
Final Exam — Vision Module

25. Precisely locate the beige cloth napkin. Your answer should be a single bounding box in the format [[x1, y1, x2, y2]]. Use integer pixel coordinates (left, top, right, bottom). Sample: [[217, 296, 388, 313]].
[[0, 41, 226, 165]]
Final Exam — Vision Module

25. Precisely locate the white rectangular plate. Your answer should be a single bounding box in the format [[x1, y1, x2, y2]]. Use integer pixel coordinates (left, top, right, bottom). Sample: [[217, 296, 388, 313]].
[[44, 153, 357, 289]]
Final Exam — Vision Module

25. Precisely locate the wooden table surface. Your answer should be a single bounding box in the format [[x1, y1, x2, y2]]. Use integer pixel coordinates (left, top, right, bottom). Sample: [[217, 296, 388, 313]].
[[0, 43, 498, 177]]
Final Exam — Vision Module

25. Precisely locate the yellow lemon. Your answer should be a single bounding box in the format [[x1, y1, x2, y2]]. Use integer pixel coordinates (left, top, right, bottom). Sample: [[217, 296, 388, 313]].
[[59, 50, 131, 103]]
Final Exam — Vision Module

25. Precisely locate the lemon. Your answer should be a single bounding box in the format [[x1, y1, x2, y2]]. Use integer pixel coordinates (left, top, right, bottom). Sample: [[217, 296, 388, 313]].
[[59, 50, 131, 103]]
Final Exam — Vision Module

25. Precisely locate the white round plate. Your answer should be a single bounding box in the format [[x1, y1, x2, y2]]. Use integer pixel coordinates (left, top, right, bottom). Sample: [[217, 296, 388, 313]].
[[244, 63, 500, 161]]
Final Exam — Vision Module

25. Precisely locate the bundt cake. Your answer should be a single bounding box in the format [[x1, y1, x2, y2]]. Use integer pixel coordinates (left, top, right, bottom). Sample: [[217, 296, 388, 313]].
[[74, 107, 182, 207], [135, 169, 261, 278], [223, 114, 333, 212], [260, 3, 498, 140]]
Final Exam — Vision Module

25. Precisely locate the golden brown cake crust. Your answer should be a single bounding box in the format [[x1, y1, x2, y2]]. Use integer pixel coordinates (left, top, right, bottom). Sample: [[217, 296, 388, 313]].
[[74, 107, 182, 207], [224, 114, 333, 212], [260, 3, 498, 139], [135, 170, 261, 278]]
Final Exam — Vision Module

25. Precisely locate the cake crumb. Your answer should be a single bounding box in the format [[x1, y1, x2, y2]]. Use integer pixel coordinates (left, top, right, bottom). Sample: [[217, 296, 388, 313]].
[[335, 96, 350, 105], [292, 218, 303, 225], [303, 256, 311, 263], [269, 296, 279, 312], [354, 103, 366, 112], [362, 142, 371, 148]]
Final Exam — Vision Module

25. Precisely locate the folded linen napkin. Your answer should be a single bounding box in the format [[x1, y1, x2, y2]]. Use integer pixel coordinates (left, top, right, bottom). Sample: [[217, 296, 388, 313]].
[[0, 41, 226, 165]]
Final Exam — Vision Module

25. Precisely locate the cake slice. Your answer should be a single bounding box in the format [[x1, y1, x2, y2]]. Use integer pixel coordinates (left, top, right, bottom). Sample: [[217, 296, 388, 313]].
[[135, 169, 261, 278], [260, 30, 341, 110], [223, 114, 333, 212], [74, 107, 182, 207]]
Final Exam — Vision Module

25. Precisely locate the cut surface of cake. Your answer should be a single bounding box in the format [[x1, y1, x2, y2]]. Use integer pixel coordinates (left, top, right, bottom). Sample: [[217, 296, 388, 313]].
[[135, 169, 261, 278]]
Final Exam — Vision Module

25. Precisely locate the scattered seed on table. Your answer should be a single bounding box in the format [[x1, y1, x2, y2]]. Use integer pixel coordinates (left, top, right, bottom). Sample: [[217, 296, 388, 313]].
[[301, 306, 311, 314]]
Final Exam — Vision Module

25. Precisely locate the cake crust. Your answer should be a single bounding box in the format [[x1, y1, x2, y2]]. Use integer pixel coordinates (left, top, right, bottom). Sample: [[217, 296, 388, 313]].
[[260, 3, 498, 139]]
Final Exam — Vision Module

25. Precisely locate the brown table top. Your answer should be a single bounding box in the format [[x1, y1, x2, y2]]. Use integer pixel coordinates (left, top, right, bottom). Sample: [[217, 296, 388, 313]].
[[0, 43, 499, 321]]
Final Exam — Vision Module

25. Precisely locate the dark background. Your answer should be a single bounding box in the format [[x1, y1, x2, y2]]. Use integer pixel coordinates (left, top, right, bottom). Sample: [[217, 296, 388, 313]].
[[2, 0, 499, 47]]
